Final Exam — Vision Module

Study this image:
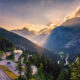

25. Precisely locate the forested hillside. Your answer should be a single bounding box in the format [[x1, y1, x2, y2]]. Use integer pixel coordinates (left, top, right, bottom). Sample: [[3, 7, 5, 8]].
[[0, 27, 59, 61], [0, 35, 15, 51], [59, 54, 80, 80]]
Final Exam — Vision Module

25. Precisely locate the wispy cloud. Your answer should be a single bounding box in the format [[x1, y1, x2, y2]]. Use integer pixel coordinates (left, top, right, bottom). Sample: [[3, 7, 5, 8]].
[[0, 0, 80, 30], [65, 7, 80, 20]]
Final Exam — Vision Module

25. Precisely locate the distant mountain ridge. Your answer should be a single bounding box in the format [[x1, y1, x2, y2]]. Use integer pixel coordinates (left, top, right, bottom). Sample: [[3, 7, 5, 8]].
[[45, 17, 80, 56], [0, 27, 58, 61], [11, 27, 53, 46], [11, 27, 35, 36]]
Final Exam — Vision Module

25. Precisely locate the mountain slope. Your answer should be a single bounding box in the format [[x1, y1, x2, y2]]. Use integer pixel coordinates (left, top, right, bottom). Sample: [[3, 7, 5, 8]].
[[0, 27, 58, 61], [0, 35, 15, 51], [11, 27, 53, 46], [45, 17, 80, 56]]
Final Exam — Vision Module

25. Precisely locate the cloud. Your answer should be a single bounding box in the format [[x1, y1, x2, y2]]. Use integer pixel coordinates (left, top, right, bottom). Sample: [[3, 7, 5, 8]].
[[65, 7, 80, 20], [73, 7, 80, 17], [0, 0, 79, 30]]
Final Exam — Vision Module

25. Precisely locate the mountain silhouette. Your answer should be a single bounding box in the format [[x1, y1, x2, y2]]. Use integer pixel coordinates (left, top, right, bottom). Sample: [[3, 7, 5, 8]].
[[45, 17, 80, 57]]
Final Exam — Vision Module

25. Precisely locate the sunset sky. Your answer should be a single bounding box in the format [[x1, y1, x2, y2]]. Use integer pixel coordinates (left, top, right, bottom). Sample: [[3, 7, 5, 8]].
[[0, 0, 80, 30]]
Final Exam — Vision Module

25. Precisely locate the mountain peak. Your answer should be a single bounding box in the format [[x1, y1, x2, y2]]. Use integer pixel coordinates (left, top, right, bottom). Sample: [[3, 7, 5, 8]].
[[45, 17, 80, 56], [62, 17, 80, 27]]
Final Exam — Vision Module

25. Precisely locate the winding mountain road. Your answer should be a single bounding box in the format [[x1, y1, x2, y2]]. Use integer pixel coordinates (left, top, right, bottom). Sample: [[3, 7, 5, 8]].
[[0, 50, 37, 80], [0, 69, 10, 80]]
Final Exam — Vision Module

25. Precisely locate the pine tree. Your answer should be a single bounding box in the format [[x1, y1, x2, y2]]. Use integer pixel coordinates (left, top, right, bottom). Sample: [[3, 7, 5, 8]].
[[16, 59, 23, 78], [25, 60, 32, 80], [24, 54, 32, 80], [70, 55, 80, 80], [57, 69, 69, 80]]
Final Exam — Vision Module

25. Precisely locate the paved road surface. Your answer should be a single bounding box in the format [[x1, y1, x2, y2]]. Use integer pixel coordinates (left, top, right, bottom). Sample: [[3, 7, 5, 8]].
[[0, 60, 18, 75], [0, 49, 37, 79], [32, 65, 37, 75], [0, 69, 10, 80], [0, 60, 37, 76], [64, 54, 69, 66]]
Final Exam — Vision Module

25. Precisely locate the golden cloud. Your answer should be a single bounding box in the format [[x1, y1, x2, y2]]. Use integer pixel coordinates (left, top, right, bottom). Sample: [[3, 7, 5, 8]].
[[65, 7, 80, 20]]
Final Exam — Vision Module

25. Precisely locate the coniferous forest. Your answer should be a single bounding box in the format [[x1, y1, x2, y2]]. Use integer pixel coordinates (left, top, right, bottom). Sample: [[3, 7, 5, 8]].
[[0, 34, 80, 80]]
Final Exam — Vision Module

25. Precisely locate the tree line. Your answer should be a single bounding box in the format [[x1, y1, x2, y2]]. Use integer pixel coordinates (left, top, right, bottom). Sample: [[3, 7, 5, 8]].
[[16, 51, 61, 80]]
